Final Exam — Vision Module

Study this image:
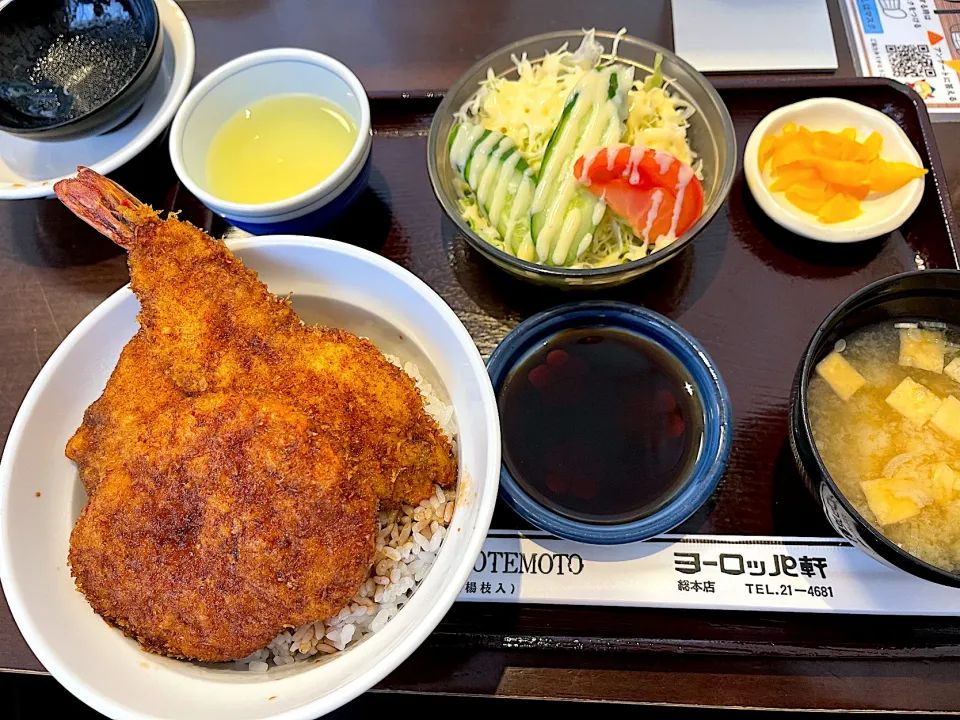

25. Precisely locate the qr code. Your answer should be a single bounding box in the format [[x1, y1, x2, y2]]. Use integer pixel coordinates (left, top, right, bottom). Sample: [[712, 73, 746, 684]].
[[885, 44, 936, 78]]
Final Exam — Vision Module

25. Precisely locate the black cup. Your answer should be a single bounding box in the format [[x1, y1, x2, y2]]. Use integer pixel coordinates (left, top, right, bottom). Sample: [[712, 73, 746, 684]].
[[790, 269, 960, 588], [0, 0, 162, 141]]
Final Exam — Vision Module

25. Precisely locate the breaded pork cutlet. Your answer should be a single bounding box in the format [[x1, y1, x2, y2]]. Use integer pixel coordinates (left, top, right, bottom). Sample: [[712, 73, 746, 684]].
[[57, 169, 456, 505], [69, 393, 377, 661], [54, 169, 457, 661]]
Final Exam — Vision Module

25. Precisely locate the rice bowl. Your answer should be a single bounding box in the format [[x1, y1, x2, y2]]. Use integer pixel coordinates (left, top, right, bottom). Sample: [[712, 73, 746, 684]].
[[0, 236, 500, 720]]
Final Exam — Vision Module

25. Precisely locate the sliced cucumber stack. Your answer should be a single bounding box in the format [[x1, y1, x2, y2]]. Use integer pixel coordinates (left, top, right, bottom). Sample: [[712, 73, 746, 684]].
[[448, 123, 536, 259], [530, 65, 634, 266]]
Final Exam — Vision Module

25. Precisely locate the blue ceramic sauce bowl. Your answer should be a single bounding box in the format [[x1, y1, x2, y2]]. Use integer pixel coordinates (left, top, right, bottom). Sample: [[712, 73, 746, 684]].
[[169, 48, 371, 234], [487, 301, 732, 544]]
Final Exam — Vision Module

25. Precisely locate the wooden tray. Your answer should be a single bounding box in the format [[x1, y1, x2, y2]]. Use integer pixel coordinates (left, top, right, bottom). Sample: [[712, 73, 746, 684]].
[[178, 77, 960, 663], [351, 78, 958, 543], [3, 76, 959, 709], [209, 76, 960, 668], [320, 78, 960, 706], [210, 76, 959, 543]]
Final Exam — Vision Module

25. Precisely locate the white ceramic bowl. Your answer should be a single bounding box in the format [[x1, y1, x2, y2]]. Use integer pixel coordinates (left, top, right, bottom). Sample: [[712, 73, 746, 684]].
[[0, 237, 500, 720], [169, 49, 372, 233], [744, 97, 925, 243]]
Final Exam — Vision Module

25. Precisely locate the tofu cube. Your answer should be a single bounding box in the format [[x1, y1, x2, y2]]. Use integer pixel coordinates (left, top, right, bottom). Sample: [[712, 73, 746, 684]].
[[860, 477, 928, 525], [945, 357, 960, 385], [931, 395, 960, 441], [885, 377, 943, 427], [930, 463, 957, 505], [899, 328, 945, 374], [815, 351, 866, 401]]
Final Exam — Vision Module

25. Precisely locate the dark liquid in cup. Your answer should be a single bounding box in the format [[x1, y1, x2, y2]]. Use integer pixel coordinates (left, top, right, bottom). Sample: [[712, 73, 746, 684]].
[[499, 327, 705, 525]]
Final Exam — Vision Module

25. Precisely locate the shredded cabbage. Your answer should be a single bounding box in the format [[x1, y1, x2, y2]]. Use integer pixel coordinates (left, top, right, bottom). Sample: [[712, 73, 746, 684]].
[[454, 29, 699, 269]]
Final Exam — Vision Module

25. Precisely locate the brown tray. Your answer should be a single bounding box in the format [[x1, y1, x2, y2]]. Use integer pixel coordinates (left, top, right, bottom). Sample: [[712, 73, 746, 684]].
[[348, 78, 960, 701], [216, 77, 960, 665], [215, 76, 958, 543], [4, 76, 959, 706], [178, 78, 960, 668]]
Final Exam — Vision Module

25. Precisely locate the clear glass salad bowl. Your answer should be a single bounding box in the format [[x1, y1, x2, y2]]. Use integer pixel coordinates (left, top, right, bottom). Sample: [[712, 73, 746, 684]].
[[427, 30, 737, 288]]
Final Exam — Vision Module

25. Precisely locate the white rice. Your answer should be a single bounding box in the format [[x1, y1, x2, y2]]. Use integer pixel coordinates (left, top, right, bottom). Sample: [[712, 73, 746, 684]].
[[232, 356, 456, 671]]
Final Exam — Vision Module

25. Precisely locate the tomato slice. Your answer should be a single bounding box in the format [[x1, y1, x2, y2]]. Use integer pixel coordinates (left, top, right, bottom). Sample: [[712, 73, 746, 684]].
[[573, 145, 704, 243]]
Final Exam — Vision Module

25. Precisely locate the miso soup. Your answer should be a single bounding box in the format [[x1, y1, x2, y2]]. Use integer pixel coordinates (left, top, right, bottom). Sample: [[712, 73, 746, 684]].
[[808, 321, 960, 572]]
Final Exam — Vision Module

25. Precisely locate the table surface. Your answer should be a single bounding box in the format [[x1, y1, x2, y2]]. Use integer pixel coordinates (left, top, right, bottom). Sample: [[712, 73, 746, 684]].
[[3, 0, 960, 713]]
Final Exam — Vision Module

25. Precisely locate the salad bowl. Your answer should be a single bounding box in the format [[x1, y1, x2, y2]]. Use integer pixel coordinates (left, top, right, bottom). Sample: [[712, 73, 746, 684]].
[[427, 30, 736, 288]]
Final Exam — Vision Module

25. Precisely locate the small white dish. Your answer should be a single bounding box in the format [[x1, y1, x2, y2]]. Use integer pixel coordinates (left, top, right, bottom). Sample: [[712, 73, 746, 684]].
[[0, 0, 195, 201], [0, 236, 500, 720], [743, 97, 926, 243], [169, 49, 372, 233]]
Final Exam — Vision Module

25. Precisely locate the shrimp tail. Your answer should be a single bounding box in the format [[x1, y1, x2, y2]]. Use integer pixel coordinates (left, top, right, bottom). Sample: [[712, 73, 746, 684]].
[[53, 167, 160, 249]]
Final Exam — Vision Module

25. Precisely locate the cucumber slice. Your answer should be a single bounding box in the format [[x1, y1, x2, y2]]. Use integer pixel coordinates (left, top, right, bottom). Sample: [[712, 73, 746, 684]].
[[530, 65, 634, 266], [448, 123, 536, 256]]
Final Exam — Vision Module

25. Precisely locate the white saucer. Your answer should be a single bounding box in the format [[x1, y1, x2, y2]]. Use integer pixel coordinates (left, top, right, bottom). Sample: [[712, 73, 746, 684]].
[[743, 98, 925, 244], [0, 0, 195, 200]]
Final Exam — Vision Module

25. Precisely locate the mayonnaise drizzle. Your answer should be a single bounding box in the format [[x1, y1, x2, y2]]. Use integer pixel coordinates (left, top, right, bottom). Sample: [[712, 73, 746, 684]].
[[591, 199, 606, 226], [486, 147, 521, 226], [642, 189, 664, 241], [626, 145, 653, 186], [654, 150, 674, 176], [504, 174, 534, 252], [576, 232, 594, 259], [666, 163, 694, 239], [449, 124, 485, 172], [577, 147, 604, 186], [552, 207, 582, 265], [475, 138, 509, 209], [467, 132, 501, 188]]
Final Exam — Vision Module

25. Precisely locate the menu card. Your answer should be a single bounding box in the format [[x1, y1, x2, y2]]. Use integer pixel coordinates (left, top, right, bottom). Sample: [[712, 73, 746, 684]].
[[842, 0, 960, 119], [458, 530, 960, 614]]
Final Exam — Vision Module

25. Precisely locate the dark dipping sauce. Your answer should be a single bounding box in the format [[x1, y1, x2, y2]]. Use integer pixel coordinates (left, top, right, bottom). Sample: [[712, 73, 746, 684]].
[[499, 327, 705, 525]]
